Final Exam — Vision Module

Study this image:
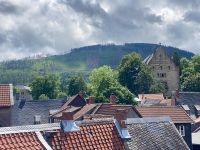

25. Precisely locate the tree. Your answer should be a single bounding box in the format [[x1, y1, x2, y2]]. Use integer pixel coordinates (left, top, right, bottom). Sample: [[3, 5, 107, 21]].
[[173, 51, 181, 66], [181, 73, 200, 92], [88, 65, 137, 105], [68, 75, 87, 96], [57, 92, 67, 99], [192, 55, 200, 73], [118, 53, 153, 95], [30, 74, 61, 99], [149, 81, 168, 94], [180, 55, 200, 92], [89, 66, 117, 95], [39, 94, 49, 100]]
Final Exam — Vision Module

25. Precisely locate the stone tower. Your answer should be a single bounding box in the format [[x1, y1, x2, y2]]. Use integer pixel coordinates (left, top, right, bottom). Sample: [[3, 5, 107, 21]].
[[144, 47, 180, 96]]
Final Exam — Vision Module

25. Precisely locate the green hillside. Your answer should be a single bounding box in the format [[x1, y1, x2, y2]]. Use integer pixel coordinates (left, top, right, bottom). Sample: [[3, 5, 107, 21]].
[[0, 43, 194, 85]]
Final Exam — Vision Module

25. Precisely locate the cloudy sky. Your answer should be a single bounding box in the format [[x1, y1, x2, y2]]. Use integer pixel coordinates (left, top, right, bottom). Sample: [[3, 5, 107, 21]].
[[0, 0, 200, 61]]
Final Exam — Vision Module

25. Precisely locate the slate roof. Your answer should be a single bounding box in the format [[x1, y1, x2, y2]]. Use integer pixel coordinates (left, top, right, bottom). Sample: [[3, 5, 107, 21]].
[[0, 117, 189, 150], [0, 84, 13, 107], [125, 119, 189, 150], [59, 94, 86, 110], [176, 92, 200, 117], [136, 106, 193, 123], [0, 99, 66, 127]]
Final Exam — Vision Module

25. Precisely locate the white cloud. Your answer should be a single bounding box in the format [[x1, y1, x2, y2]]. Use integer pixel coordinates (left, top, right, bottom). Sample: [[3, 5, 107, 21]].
[[0, 0, 199, 61]]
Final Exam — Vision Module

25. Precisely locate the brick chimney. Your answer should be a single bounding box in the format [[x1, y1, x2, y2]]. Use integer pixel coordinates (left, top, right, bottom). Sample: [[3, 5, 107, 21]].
[[86, 96, 95, 104], [142, 93, 144, 100], [60, 111, 80, 132], [115, 109, 128, 128], [115, 109, 131, 139], [61, 111, 74, 120], [110, 93, 116, 104]]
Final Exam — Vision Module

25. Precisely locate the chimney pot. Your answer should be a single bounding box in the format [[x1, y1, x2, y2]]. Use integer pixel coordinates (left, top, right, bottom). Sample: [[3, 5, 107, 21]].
[[110, 93, 116, 104]]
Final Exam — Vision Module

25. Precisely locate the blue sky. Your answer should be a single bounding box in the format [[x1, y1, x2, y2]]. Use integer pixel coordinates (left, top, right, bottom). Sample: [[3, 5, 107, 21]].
[[0, 0, 200, 61]]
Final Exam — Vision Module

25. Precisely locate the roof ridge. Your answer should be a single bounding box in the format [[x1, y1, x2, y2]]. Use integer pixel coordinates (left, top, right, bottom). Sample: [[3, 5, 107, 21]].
[[126, 117, 171, 124], [0, 123, 60, 134]]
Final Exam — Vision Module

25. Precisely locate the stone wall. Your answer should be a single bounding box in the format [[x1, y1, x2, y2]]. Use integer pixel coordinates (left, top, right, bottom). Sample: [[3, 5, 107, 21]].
[[147, 47, 180, 96]]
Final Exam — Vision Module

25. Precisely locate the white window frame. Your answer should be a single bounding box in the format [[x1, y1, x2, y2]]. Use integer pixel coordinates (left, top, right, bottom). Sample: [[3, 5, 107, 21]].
[[179, 125, 185, 136]]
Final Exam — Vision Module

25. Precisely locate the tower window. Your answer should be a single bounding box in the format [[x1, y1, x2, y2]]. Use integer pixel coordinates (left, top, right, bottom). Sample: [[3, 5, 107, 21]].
[[157, 73, 166, 78]]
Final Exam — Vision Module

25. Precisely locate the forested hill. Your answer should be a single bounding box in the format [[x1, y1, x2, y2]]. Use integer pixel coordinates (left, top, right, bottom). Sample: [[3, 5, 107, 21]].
[[0, 43, 194, 85]]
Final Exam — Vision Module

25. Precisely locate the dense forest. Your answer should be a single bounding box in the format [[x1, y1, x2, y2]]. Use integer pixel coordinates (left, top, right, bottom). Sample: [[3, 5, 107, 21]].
[[0, 43, 194, 85]]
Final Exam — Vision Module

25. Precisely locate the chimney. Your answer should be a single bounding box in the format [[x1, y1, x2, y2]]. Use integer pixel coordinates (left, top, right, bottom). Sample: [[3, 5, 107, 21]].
[[78, 90, 84, 98], [175, 89, 180, 98], [60, 111, 80, 132], [114, 109, 131, 139], [9, 84, 14, 105], [115, 109, 128, 128], [110, 93, 116, 104], [86, 96, 95, 104], [34, 115, 41, 124], [171, 99, 176, 106], [171, 90, 178, 106], [62, 111, 74, 120], [142, 93, 144, 100]]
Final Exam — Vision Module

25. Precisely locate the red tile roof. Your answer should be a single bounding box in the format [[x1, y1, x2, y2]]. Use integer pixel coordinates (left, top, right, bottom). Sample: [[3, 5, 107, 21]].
[[51, 94, 86, 118], [93, 103, 141, 117], [0, 84, 13, 107], [0, 132, 46, 150], [49, 122, 125, 150], [51, 104, 97, 120], [135, 106, 193, 123], [138, 93, 164, 100], [73, 104, 97, 120], [51, 106, 81, 118]]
